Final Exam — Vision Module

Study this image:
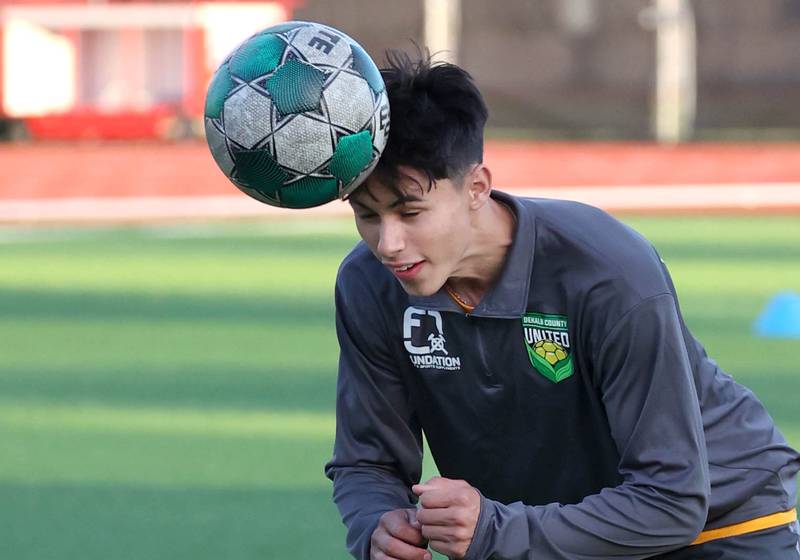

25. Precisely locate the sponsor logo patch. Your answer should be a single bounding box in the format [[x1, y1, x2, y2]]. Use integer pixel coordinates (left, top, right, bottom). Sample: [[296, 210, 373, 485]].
[[404, 306, 462, 371], [522, 312, 573, 383]]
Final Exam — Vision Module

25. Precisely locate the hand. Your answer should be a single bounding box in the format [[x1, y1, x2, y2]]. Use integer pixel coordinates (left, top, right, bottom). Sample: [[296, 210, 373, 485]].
[[412, 477, 481, 559], [370, 508, 432, 560]]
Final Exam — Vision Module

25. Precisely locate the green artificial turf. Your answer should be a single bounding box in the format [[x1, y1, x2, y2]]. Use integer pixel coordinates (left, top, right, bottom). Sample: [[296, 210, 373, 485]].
[[0, 215, 798, 559]]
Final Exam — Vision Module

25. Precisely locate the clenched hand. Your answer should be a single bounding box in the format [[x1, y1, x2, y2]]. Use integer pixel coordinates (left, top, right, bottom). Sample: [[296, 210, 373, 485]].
[[412, 477, 481, 559], [370, 508, 431, 560]]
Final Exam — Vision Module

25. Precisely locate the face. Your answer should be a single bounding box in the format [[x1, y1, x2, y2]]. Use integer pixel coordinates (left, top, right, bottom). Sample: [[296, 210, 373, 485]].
[[349, 167, 477, 296]]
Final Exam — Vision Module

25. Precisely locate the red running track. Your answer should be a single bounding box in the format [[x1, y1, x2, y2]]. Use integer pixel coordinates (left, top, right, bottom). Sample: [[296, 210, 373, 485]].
[[1, 141, 799, 221]]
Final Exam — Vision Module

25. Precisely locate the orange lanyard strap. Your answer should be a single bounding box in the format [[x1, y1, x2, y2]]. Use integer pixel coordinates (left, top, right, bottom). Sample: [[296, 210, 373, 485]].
[[691, 509, 798, 546], [444, 284, 475, 314]]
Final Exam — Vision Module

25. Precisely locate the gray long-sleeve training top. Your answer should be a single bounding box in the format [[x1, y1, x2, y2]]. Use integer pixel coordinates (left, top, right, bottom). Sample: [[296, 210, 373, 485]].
[[324, 190, 800, 560]]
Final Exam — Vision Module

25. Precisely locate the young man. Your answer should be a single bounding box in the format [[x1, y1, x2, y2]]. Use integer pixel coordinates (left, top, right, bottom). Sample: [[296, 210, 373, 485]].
[[324, 53, 800, 560]]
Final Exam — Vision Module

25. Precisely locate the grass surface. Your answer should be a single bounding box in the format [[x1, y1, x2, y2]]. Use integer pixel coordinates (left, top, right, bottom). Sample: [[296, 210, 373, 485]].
[[1, 215, 798, 559]]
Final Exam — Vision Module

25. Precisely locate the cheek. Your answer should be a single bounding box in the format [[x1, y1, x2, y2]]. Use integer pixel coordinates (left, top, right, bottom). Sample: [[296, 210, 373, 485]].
[[355, 221, 378, 251], [419, 210, 468, 258], [438, 206, 469, 238], [443, 212, 472, 261]]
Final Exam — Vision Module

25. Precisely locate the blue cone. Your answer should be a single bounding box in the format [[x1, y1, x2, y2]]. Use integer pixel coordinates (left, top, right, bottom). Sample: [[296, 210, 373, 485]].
[[753, 291, 800, 339]]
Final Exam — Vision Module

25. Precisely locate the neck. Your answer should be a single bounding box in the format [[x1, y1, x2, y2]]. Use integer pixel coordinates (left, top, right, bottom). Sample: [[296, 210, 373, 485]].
[[447, 197, 515, 305]]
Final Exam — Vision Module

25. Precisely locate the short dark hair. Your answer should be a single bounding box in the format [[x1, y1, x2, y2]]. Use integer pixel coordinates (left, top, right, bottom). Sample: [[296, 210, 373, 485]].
[[358, 50, 489, 196]]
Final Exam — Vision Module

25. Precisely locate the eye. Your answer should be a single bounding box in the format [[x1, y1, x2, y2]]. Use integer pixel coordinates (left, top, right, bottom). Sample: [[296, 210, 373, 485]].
[[356, 213, 378, 221], [401, 211, 421, 218]]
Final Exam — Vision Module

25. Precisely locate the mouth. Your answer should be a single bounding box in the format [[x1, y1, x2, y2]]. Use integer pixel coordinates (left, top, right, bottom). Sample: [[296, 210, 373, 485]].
[[388, 260, 425, 280]]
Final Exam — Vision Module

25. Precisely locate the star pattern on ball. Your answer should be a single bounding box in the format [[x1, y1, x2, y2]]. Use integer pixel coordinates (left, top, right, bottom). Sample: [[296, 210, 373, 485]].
[[204, 22, 389, 208]]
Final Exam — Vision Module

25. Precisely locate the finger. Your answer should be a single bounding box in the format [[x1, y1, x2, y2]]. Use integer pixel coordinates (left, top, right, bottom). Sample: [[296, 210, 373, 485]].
[[422, 522, 474, 541], [406, 508, 421, 530], [371, 545, 429, 560], [411, 484, 427, 496], [372, 548, 408, 560], [416, 488, 459, 509], [414, 477, 469, 495], [421, 524, 449, 542], [416, 507, 457, 526], [372, 531, 431, 560], [412, 476, 448, 495], [411, 483, 441, 495], [383, 513, 427, 546], [377, 539, 431, 560]]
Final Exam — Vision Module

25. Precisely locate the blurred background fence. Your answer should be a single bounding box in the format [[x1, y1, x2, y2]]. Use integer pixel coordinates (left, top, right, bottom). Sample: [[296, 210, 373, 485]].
[[3, 0, 800, 143], [303, 0, 800, 140]]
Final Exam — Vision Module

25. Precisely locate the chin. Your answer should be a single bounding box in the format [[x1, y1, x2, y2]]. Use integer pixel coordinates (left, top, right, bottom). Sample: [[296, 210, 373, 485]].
[[399, 279, 443, 298]]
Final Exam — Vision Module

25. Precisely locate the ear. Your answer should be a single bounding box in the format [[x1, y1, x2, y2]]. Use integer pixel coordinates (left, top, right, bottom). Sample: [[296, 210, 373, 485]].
[[466, 164, 492, 210]]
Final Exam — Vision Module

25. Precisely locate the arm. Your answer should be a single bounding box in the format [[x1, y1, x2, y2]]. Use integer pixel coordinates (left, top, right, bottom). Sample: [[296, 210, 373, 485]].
[[324, 272, 425, 559], [463, 294, 710, 559]]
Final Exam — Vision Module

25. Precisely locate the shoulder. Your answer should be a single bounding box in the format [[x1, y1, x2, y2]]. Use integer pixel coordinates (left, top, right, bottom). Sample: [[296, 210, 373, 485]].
[[521, 197, 670, 301], [513, 198, 685, 368], [520, 197, 649, 255]]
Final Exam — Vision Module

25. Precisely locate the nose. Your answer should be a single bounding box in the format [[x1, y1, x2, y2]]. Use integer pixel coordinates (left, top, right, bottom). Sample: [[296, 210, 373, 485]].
[[376, 218, 405, 259]]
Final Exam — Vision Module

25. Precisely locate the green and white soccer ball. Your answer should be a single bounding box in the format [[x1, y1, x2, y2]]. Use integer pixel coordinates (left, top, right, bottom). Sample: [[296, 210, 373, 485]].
[[204, 21, 389, 209]]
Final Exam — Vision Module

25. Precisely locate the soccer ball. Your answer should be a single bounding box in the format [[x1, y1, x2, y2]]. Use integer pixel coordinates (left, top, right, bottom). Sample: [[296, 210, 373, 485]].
[[204, 21, 390, 209]]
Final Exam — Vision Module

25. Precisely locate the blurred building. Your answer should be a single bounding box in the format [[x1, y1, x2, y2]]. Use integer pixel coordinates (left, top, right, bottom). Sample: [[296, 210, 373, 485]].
[[0, 0, 294, 139], [2, 0, 800, 141]]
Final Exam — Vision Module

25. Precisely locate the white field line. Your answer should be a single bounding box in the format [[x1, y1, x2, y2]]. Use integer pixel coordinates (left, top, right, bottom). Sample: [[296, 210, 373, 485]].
[[528, 183, 800, 211], [1, 183, 799, 223]]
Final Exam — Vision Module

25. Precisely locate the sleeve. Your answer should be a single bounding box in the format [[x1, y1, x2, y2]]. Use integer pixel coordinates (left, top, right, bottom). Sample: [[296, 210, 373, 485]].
[[464, 293, 710, 560], [324, 268, 424, 560]]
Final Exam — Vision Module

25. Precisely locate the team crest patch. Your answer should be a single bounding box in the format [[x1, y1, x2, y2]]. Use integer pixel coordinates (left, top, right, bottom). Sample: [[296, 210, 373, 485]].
[[522, 312, 573, 383]]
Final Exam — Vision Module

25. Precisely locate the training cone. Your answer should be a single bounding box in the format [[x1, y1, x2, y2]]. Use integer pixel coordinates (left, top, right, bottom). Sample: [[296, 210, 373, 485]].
[[753, 291, 800, 339]]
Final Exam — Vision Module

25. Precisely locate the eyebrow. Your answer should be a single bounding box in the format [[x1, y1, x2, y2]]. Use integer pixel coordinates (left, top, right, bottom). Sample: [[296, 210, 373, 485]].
[[389, 194, 423, 208], [350, 199, 376, 213], [351, 194, 423, 212]]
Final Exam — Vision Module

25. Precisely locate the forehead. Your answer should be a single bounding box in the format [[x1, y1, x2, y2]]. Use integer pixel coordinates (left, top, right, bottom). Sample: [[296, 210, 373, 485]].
[[351, 167, 431, 206]]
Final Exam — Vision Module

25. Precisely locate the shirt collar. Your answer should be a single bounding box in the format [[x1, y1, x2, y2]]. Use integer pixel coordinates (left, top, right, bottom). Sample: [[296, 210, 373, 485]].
[[407, 190, 535, 318]]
